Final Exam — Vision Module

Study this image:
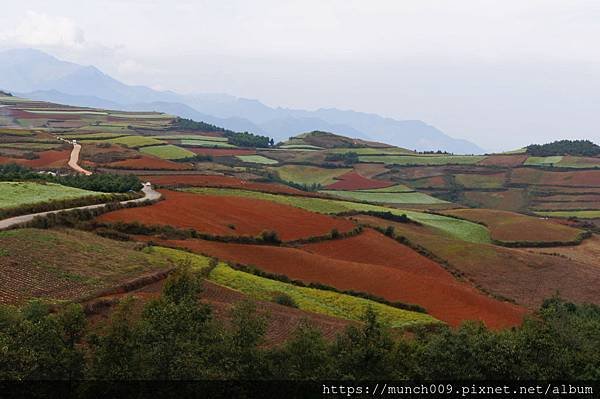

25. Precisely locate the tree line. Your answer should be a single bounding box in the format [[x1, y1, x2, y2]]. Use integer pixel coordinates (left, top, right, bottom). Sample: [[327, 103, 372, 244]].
[[526, 139, 600, 157], [1, 266, 599, 382], [0, 164, 142, 193], [173, 117, 273, 148]]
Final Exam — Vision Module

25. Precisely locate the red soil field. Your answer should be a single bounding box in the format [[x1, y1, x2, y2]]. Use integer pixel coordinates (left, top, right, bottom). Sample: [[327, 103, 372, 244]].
[[143, 174, 306, 195], [106, 155, 193, 170], [511, 168, 600, 187], [97, 189, 355, 241], [0, 149, 69, 168], [325, 171, 394, 190], [189, 148, 256, 156], [441, 208, 584, 244], [353, 215, 600, 311], [478, 155, 528, 167], [149, 230, 527, 329]]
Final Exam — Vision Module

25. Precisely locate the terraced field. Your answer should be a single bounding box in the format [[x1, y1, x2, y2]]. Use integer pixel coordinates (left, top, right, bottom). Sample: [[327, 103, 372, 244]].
[[324, 171, 394, 190], [0, 229, 176, 304], [235, 155, 278, 164], [455, 173, 506, 189], [272, 165, 351, 185], [183, 188, 491, 243], [535, 210, 600, 219], [140, 144, 195, 160], [320, 190, 448, 205], [359, 155, 486, 165], [97, 189, 356, 241], [524, 156, 563, 166], [179, 139, 236, 148], [440, 208, 585, 245], [0, 181, 101, 210]]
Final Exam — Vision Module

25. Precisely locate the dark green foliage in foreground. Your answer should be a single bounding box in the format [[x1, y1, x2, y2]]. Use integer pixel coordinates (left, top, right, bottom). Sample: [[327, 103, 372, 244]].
[[526, 139, 600, 157], [0, 163, 142, 192], [2, 268, 600, 381]]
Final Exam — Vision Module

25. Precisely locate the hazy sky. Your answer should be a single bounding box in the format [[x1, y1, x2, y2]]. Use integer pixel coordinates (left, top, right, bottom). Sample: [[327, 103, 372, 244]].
[[1, 0, 600, 151]]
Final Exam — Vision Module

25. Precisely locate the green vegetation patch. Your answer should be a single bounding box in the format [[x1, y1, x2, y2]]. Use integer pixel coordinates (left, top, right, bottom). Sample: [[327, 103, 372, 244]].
[[524, 156, 563, 166], [0, 182, 101, 210], [0, 143, 62, 151], [0, 129, 35, 136], [535, 210, 600, 219], [455, 173, 506, 189], [359, 155, 485, 165], [319, 190, 447, 205], [104, 135, 166, 148], [155, 135, 228, 141], [279, 144, 324, 150], [556, 156, 600, 169], [62, 133, 131, 140], [272, 165, 351, 185], [140, 145, 195, 160], [328, 147, 413, 155], [235, 155, 278, 164], [179, 140, 236, 148], [209, 263, 438, 328], [183, 187, 491, 243], [357, 184, 413, 193]]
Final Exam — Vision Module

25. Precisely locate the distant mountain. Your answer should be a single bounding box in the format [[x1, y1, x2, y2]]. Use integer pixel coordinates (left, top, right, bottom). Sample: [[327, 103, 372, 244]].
[[0, 48, 484, 153]]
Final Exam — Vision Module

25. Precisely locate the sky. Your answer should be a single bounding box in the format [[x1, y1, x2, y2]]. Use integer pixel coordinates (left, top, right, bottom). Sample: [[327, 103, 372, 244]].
[[1, 0, 600, 151]]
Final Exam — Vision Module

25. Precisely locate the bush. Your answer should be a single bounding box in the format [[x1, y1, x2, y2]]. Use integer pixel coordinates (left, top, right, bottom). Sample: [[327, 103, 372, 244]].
[[272, 292, 298, 308]]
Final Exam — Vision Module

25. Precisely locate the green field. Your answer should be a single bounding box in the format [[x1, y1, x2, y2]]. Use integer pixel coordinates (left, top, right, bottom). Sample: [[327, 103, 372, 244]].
[[140, 144, 195, 160], [272, 165, 351, 185], [524, 156, 563, 166], [236, 155, 278, 164], [184, 187, 491, 243], [320, 190, 447, 205], [359, 155, 485, 165], [455, 173, 506, 189], [357, 184, 413, 193], [150, 247, 439, 328], [556, 156, 600, 169], [0, 182, 101, 210], [104, 135, 166, 148], [328, 147, 413, 155], [279, 144, 323, 150], [179, 139, 236, 148], [155, 135, 228, 141], [535, 210, 600, 219], [62, 133, 130, 140]]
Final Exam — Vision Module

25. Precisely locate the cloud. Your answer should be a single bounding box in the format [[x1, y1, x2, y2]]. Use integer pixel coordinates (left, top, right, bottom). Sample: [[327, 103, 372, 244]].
[[5, 11, 86, 49]]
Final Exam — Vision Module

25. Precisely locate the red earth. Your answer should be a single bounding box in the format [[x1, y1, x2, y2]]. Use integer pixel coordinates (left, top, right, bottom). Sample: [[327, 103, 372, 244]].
[[325, 171, 394, 190], [106, 155, 193, 170], [147, 229, 527, 329], [97, 189, 356, 241], [0, 149, 70, 168], [143, 174, 308, 195], [478, 155, 528, 167]]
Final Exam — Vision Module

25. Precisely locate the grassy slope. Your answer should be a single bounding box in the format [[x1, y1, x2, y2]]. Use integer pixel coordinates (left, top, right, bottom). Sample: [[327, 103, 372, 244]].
[[359, 155, 485, 165], [272, 165, 351, 185], [319, 190, 448, 205], [183, 187, 490, 243], [236, 155, 278, 164], [0, 182, 101, 210], [149, 247, 439, 328], [140, 145, 195, 160]]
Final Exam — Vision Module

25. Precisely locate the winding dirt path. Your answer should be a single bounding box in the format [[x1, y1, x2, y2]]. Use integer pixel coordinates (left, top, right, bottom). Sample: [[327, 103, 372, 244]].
[[0, 183, 160, 231], [68, 142, 93, 175]]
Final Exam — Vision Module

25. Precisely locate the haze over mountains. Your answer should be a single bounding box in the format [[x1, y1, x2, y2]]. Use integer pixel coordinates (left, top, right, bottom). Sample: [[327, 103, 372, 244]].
[[0, 48, 483, 153]]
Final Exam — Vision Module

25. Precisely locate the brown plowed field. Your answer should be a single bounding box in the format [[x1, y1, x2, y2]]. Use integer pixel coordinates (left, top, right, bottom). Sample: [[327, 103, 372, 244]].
[[478, 155, 528, 167], [143, 174, 306, 195], [87, 279, 352, 345], [106, 155, 193, 170], [97, 190, 355, 241], [353, 215, 600, 311], [511, 168, 600, 187], [148, 231, 526, 329], [440, 208, 584, 244], [189, 148, 256, 156], [0, 149, 70, 168], [325, 171, 394, 190]]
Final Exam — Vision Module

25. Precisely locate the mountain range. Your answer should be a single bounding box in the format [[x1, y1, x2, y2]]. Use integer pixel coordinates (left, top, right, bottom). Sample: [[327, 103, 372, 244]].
[[0, 48, 483, 153]]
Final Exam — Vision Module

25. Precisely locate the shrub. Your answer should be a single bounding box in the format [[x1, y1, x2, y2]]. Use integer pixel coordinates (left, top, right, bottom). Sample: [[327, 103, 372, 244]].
[[272, 292, 298, 308]]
